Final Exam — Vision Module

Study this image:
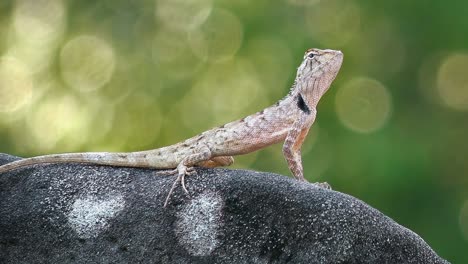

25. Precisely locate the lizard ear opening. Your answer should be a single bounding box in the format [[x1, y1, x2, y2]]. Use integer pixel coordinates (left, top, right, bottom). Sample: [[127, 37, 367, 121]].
[[297, 94, 310, 114]]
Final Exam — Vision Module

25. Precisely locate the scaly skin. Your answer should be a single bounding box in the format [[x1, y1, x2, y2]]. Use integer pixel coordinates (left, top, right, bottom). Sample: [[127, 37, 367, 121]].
[[0, 48, 344, 206]]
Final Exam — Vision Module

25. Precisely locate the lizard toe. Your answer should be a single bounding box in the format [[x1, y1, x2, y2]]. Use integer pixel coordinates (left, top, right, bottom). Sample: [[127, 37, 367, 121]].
[[154, 168, 177, 175]]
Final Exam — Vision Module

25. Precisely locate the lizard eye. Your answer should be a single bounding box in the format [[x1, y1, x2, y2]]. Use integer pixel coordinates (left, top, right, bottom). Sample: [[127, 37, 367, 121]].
[[308, 53, 315, 58]]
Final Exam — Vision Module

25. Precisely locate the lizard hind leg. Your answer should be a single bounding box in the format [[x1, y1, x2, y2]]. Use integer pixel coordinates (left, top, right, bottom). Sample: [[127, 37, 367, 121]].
[[197, 156, 234, 168], [163, 146, 212, 207]]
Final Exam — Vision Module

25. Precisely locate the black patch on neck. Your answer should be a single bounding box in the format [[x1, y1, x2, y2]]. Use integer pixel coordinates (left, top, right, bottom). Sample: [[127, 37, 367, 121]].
[[297, 94, 310, 114]]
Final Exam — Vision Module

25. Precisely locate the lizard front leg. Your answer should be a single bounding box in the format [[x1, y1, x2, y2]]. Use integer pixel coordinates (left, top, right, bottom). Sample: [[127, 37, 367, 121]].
[[282, 109, 316, 181], [164, 146, 212, 207]]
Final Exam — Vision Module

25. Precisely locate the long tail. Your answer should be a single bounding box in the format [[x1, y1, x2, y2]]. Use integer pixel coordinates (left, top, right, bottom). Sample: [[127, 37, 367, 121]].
[[0, 151, 161, 174]]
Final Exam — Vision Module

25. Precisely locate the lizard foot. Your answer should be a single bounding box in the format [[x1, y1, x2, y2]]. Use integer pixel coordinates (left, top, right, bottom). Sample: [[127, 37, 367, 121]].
[[163, 165, 197, 207], [313, 181, 332, 190]]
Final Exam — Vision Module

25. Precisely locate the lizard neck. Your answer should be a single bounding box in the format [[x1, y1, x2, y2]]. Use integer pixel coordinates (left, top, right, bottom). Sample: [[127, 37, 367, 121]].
[[281, 77, 320, 114], [302, 77, 323, 109]]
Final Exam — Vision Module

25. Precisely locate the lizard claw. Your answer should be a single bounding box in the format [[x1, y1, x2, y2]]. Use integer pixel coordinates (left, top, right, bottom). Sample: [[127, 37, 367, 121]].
[[180, 172, 190, 195], [164, 177, 180, 207], [180, 168, 197, 195]]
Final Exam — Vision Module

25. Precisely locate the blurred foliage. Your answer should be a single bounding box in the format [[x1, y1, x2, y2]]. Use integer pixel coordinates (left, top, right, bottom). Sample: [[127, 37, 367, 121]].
[[0, 0, 467, 261]]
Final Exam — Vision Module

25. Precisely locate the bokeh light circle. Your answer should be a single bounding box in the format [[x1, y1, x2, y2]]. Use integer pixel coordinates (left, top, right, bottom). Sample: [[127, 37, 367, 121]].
[[0, 56, 33, 113], [151, 29, 203, 79], [155, 0, 212, 31], [13, 0, 65, 45], [437, 53, 468, 111], [10, 0, 66, 73], [181, 59, 264, 131], [26, 95, 92, 151], [305, 0, 361, 46], [60, 35, 116, 92], [335, 77, 392, 133], [188, 8, 243, 62]]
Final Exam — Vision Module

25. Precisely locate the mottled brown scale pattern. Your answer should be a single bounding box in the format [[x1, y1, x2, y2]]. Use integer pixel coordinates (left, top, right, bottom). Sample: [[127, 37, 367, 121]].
[[0, 49, 343, 207]]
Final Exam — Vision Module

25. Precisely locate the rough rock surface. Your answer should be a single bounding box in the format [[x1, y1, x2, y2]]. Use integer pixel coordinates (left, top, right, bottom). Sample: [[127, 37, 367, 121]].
[[0, 153, 449, 264]]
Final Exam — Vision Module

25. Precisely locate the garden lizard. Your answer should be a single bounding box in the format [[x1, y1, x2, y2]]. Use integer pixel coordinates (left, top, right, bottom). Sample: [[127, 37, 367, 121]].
[[0, 48, 343, 207]]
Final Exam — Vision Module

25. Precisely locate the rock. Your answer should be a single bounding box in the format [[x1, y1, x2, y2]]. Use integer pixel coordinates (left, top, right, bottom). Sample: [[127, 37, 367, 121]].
[[0, 154, 449, 264]]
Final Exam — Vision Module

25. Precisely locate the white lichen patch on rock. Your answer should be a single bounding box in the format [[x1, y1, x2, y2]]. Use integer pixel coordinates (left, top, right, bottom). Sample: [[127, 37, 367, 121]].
[[67, 193, 125, 239], [175, 191, 224, 256]]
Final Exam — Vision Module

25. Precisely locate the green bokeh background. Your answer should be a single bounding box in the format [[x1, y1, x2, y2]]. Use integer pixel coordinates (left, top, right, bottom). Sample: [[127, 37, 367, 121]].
[[0, 0, 467, 262]]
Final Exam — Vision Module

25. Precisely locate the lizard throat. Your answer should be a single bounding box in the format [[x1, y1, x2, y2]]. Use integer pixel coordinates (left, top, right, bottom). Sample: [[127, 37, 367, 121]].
[[297, 94, 311, 114]]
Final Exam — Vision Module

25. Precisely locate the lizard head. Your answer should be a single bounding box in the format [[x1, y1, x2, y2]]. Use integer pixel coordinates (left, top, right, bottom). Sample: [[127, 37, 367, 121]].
[[295, 48, 343, 107]]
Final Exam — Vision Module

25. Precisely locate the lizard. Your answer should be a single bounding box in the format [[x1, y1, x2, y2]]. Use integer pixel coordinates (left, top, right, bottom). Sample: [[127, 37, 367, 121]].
[[0, 48, 343, 207]]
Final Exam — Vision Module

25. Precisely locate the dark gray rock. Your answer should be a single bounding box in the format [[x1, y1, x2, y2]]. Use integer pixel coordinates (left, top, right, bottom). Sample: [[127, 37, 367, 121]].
[[0, 153, 449, 264]]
